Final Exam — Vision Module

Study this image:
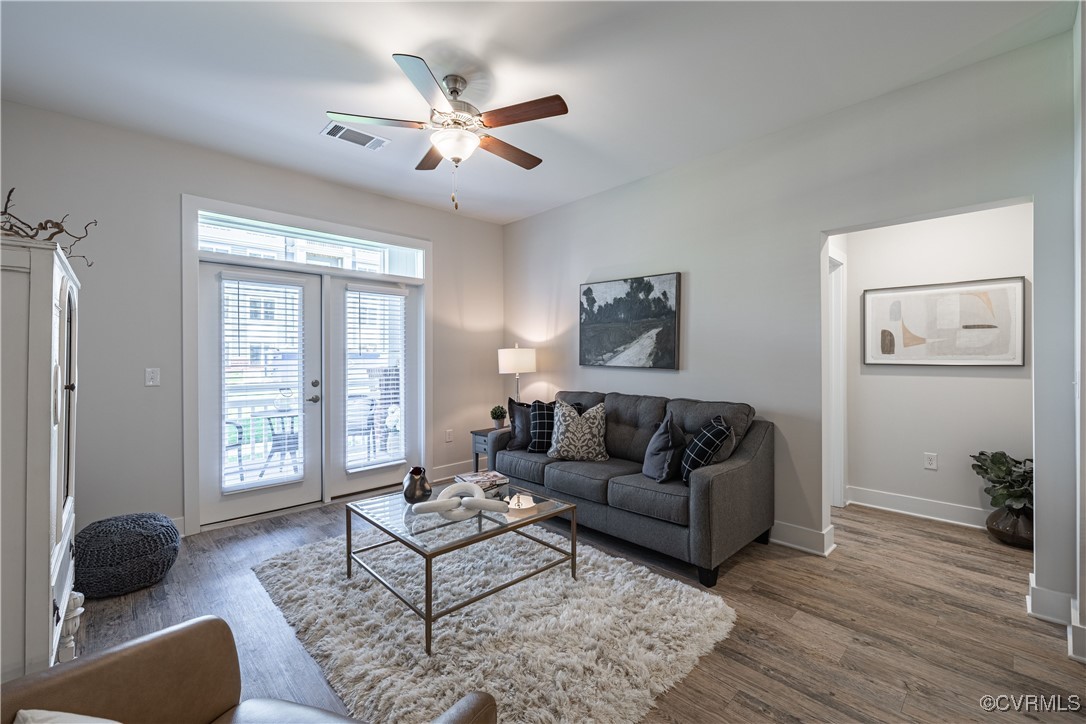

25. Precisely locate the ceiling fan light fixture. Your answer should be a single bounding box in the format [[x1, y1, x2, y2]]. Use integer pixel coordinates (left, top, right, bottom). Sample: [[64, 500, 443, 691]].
[[430, 128, 480, 165]]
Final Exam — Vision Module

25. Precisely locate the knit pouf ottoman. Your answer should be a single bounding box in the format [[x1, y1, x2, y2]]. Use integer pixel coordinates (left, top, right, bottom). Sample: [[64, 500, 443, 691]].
[[74, 513, 180, 599]]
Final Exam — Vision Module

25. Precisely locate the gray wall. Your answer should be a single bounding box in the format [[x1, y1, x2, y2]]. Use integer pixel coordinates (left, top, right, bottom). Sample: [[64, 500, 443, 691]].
[[842, 203, 1034, 525], [0, 101, 505, 530], [503, 33, 1076, 604]]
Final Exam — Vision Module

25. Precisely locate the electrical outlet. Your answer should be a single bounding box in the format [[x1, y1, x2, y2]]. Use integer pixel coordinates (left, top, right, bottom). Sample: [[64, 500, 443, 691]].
[[445, 429, 453, 443], [923, 452, 938, 471], [145, 368, 161, 387]]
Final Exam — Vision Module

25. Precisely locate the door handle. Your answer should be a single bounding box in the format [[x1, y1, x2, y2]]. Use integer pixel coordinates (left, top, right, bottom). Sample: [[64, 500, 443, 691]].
[[306, 395, 321, 403]]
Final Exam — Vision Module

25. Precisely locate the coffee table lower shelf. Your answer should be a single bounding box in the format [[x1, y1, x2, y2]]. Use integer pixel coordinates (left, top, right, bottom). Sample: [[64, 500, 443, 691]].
[[346, 496, 576, 655]]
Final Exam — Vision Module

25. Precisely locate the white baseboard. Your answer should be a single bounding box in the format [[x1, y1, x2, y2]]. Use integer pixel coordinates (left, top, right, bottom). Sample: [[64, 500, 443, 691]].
[[172, 516, 185, 537], [847, 486, 988, 529], [770, 520, 837, 557], [1070, 605, 1086, 662], [1027, 573, 1073, 625]]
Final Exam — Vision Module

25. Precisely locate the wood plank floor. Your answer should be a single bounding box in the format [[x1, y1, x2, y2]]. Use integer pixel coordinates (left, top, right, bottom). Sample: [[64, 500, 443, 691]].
[[77, 503, 1083, 722]]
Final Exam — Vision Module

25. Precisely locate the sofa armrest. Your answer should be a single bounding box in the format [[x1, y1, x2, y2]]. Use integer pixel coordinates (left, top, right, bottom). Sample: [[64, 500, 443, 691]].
[[433, 691, 498, 724], [1, 616, 242, 724], [487, 428, 511, 456], [687, 420, 775, 569]]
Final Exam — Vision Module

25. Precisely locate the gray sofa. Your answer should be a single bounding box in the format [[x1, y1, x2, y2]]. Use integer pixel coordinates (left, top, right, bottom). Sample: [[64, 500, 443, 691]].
[[488, 391, 774, 586]]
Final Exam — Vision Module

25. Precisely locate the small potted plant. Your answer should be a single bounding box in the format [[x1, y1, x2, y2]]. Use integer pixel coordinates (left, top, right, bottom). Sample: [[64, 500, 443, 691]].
[[490, 405, 507, 429], [969, 450, 1033, 549]]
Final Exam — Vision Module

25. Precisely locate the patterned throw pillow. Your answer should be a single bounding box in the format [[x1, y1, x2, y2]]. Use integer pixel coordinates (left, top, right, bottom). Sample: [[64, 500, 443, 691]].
[[507, 398, 532, 450], [642, 410, 686, 483], [527, 400, 556, 453], [681, 415, 732, 483], [548, 400, 608, 461]]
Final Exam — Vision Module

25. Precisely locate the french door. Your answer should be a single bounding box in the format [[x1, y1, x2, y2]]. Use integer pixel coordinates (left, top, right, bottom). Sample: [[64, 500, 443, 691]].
[[198, 264, 322, 524], [198, 264, 413, 525]]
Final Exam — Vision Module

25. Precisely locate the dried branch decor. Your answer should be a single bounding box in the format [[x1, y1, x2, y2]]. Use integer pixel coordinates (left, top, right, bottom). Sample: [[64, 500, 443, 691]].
[[2, 188, 96, 266]]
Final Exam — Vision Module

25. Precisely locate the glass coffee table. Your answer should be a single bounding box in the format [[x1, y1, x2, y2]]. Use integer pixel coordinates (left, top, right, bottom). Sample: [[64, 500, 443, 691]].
[[345, 485, 576, 654]]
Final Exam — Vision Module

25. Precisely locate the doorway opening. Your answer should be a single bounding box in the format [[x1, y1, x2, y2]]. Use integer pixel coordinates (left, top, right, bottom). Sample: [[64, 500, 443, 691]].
[[821, 200, 1034, 527]]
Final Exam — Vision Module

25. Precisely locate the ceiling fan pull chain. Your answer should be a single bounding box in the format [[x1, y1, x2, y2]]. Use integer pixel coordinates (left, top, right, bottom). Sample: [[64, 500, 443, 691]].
[[451, 163, 460, 211]]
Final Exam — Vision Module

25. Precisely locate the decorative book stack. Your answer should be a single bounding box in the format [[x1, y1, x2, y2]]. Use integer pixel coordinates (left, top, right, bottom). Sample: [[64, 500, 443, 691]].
[[453, 470, 509, 499]]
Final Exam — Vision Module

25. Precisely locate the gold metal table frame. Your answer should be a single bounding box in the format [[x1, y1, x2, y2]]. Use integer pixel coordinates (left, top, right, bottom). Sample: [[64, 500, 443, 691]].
[[346, 488, 576, 654]]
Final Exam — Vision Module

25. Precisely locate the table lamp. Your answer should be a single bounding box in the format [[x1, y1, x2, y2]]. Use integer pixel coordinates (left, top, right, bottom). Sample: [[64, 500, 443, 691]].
[[498, 343, 536, 403]]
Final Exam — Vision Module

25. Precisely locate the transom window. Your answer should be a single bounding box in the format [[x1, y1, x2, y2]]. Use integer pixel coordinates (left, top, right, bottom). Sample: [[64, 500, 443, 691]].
[[198, 211, 424, 279]]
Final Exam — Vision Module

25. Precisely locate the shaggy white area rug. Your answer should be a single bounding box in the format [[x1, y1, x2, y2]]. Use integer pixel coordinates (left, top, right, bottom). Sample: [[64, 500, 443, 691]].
[[253, 524, 736, 723]]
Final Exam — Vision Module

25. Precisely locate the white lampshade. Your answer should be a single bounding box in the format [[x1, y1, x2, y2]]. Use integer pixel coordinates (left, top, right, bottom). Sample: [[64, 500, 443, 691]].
[[430, 128, 480, 164], [498, 347, 536, 375]]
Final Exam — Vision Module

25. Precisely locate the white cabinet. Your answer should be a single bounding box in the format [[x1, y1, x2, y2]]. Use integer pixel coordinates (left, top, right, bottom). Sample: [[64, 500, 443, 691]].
[[2, 236, 84, 682]]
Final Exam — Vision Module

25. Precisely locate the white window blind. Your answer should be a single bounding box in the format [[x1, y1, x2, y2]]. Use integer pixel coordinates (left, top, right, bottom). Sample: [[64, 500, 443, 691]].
[[221, 278, 305, 489], [345, 287, 406, 470]]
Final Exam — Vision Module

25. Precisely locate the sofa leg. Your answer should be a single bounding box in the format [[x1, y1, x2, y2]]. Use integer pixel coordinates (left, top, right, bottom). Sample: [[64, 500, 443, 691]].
[[755, 528, 771, 545], [696, 566, 719, 587]]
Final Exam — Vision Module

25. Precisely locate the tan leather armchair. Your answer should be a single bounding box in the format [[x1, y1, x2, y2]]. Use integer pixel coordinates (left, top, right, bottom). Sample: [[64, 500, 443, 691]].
[[1, 616, 497, 724]]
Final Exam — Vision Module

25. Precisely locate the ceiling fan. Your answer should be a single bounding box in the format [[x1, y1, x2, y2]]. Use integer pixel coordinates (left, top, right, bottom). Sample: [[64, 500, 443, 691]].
[[327, 54, 568, 171]]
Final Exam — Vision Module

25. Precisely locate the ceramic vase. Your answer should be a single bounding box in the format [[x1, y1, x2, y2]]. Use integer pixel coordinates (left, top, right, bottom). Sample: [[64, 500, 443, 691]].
[[402, 466, 432, 503]]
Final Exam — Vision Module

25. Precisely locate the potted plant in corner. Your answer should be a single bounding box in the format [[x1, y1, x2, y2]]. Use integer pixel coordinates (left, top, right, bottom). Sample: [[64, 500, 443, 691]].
[[969, 450, 1033, 549], [490, 405, 507, 429]]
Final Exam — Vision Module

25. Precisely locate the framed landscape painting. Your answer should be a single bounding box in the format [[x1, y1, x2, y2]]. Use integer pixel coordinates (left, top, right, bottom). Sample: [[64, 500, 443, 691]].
[[579, 272, 679, 369], [862, 276, 1024, 366]]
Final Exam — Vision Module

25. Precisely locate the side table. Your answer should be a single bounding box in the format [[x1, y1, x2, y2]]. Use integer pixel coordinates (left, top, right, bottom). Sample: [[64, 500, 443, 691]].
[[470, 427, 505, 472]]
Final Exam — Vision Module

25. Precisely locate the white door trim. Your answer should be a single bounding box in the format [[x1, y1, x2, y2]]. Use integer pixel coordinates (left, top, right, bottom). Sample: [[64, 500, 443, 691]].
[[828, 252, 847, 508]]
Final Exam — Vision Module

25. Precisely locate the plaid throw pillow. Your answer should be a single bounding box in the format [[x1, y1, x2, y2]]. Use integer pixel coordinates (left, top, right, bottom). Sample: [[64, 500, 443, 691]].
[[527, 400, 556, 454], [681, 415, 732, 483]]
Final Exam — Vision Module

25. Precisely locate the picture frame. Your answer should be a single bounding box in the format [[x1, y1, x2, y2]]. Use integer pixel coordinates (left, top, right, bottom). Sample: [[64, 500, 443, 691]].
[[862, 276, 1025, 366], [579, 272, 680, 369]]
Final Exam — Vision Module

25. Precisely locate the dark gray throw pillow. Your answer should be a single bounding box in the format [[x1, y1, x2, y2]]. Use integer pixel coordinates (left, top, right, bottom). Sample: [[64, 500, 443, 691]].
[[507, 398, 532, 450], [642, 410, 686, 483], [527, 400, 556, 454], [681, 415, 732, 483]]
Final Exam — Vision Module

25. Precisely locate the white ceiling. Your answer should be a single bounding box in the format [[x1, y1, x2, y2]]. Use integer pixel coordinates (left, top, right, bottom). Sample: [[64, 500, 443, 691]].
[[1, 2, 1076, 225]]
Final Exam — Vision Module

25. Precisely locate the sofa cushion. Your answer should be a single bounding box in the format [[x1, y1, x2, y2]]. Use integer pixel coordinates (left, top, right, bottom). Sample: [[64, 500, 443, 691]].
[[666, 398, 755, 462], [681, 415, 732, 482], [506, 398, 532, 450], [608, 473, 690, 526], [556, 390, 606, 412], [602, 393, 667, 463], [544, 458, 643, 504], [527, 401, 556, 453], [642, 410, 686, 483], [548, 401, 608, 461], [494, 449, 556, 485]]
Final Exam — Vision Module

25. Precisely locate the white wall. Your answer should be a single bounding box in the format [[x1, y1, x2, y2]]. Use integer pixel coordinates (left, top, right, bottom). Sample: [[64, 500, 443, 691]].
[[843, 203, 1034, 526], [503, 27, 1076, 611], [1072, 0, 1085, 662], [0, 101, 505, 530]]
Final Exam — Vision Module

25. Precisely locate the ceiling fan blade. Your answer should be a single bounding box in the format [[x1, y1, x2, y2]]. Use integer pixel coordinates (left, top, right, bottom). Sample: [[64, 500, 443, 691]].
[[392, 54, 453, 114], [415, 146, 443, 171], [479, 135, 542, 170], [480, 95, 568, 129], [326, 111, 427, 130]]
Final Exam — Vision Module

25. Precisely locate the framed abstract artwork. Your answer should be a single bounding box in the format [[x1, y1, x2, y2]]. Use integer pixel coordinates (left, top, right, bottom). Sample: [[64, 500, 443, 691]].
[[862, 276, 1025, 366], [579, 272, 680, 369]]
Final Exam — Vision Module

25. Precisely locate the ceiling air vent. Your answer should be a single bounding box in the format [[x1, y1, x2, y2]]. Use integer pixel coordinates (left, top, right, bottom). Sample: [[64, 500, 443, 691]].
[[321, 122, 389, 151]]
